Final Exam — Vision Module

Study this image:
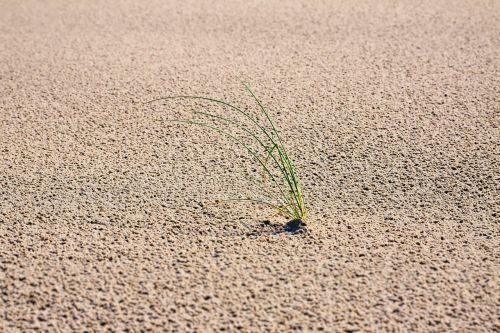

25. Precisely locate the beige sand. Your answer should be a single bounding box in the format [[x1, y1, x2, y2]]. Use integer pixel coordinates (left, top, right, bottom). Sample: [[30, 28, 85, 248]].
[[1, 0, 499, 331]]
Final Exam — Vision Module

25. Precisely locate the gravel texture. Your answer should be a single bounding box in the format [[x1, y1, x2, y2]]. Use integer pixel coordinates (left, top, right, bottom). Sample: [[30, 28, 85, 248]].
[[1, 0, 499, 331]]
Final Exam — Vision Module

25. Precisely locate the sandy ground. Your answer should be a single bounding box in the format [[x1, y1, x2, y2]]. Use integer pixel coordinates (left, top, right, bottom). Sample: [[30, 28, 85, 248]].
[[1, 0, 499, 331]]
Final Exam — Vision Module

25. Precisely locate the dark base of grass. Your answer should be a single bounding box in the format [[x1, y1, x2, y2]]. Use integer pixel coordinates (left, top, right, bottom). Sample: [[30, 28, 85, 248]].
[[283, 219, 303, 232], [258, 218, 305, 233], [246, 219, 307, 237]]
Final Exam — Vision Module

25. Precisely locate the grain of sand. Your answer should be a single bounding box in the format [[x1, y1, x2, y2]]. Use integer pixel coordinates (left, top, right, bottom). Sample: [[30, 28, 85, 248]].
[[1, 0, 499, 332]]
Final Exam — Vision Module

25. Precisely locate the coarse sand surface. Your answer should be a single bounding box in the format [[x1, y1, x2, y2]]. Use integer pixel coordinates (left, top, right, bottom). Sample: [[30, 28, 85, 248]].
[[1, 0, 499, 331]]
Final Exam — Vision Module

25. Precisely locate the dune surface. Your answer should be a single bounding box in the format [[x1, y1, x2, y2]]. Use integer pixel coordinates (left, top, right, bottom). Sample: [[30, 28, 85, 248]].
[[1, 0, 499, 331]]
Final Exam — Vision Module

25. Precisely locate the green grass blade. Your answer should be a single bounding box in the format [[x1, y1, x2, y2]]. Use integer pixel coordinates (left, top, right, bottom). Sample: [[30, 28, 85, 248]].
[[170, 120, 296, 212], [148, 86, 308, 221], [191, 110, 293, 191], [242, 83, 304, 216]]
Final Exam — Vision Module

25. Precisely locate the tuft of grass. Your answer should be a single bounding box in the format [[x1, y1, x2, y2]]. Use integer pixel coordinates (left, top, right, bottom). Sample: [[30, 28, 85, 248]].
[[147, 83, 307, 223]]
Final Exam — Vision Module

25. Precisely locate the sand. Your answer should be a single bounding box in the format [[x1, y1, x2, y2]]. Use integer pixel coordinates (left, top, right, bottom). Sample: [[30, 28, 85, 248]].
[[1, 0, 499, 331]]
